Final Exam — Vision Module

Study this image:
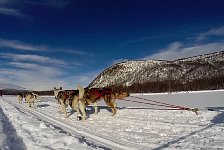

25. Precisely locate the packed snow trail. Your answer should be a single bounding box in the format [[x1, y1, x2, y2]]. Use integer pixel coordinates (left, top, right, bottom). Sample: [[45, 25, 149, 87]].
[[6, 97, 136, 150], [0, 97, 102, 150], [0, 92, 224, 150]]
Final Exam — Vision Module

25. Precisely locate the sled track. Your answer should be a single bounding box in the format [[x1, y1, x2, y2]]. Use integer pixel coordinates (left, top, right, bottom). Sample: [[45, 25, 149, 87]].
[[7, 99, 138, 150]]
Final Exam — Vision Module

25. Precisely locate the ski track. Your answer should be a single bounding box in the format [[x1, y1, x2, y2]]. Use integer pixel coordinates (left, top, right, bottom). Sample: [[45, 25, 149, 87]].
[[1, 95, 224, 150]]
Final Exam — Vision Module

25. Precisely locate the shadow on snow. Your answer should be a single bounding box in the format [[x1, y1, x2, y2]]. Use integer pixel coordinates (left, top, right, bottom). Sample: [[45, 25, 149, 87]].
[[152, 109, 224, 150], [0, 107, 26, 150]]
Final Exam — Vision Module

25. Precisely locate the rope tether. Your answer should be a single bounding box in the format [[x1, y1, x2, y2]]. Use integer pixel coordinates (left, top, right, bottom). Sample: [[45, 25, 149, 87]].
[[119, 95, 199, 115]]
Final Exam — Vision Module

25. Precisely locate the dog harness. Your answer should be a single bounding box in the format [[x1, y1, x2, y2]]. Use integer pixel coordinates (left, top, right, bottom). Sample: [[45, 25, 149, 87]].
[[58, 90, 79, 105], [88, 88, 114, 101]]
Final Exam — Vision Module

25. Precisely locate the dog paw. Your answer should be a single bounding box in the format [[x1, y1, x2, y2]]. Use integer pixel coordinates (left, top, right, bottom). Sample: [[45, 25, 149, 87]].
[[57, 111, 63, 114], [111, 113, 116, 116], [77, 116, 82, 121]]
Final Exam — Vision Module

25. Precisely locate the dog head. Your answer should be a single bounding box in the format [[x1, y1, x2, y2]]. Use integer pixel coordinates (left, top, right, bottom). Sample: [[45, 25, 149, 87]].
[[17, 93, 24, 100], [32, 92, 39, 99], [53, 87, 63, 99]]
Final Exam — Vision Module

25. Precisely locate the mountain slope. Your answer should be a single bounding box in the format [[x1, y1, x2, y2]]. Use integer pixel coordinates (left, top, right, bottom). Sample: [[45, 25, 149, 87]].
[[0, 83, 25, 90], [88, 51, 224, 92]]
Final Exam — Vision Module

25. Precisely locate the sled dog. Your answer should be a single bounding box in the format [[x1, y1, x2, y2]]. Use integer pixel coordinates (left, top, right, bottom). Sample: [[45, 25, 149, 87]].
[[53, 86, 83, 120], [17, 93, 24, 104], [25, 92, 39, 107], [78, 86, 130, 121]]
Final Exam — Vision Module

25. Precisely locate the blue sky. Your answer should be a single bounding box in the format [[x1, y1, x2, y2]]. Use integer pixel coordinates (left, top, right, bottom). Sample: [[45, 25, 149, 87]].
[[0, 0, 224, 90]]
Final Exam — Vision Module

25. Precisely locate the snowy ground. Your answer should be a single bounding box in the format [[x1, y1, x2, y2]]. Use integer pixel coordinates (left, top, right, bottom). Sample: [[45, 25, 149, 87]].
[[0, 90, 224, 150]]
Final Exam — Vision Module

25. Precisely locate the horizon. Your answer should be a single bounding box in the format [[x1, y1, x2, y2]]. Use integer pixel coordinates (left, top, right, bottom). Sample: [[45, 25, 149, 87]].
[[1, 0, 224, 90]]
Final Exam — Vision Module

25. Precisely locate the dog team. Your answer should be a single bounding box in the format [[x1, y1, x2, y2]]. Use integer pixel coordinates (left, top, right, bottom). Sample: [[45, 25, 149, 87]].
[[17, 84, 129, 121], [17, 92, 39, 107]]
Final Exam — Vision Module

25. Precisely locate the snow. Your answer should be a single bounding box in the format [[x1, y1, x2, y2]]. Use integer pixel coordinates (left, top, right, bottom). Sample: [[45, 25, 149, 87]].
[[0, 90, 224, 150]]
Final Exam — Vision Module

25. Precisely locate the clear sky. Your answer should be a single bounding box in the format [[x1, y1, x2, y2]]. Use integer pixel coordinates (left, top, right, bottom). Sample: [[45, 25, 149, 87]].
[[0, 0, 224, 90]]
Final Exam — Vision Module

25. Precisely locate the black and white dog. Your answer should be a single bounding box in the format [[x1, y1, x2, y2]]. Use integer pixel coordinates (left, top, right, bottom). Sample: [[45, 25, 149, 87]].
[[53, 86, 83, 120]]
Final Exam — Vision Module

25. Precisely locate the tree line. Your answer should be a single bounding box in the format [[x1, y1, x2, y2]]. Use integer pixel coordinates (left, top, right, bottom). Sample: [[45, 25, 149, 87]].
[[1, 90, 53, 96], [1, 76, 224, 95], [107, 76, 224, 93]]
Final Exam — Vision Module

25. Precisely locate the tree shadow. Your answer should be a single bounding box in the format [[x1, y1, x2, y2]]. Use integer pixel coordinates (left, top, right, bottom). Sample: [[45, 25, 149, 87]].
[[210, 111, 224, 124], [152, 110, 224, 150]]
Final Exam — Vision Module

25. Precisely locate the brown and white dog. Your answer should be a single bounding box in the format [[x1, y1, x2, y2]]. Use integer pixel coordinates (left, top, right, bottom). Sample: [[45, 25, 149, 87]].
[[53, 86, 83, 120], [25, 92, 39, 107], [17, 93, 24, 104], [78, 86, 130, 121]]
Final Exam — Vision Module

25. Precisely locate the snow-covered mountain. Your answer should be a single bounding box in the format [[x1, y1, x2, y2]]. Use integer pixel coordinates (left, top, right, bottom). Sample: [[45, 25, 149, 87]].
[[0, 83, 25, 90], [88, 51, 224, 91]]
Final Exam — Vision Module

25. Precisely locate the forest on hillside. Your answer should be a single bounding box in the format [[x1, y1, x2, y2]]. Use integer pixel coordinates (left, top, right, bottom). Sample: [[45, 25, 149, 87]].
[[106, 76, 224, 93]]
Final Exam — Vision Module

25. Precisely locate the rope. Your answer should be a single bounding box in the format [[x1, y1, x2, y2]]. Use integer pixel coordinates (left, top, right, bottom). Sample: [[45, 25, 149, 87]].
[[130, 96, 189, 110], [119, 96, 199, 114]]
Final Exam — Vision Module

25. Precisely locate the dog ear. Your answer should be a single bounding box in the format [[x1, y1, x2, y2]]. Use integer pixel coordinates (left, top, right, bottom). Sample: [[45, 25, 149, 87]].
[[60, 87, 62, 90], [77, 84, 84, 99], [54, 87, 56, 90]]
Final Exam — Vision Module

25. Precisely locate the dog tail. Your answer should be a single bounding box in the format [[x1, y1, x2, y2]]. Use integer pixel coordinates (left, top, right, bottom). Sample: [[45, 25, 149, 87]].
[[77, 84, 84, 99]]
